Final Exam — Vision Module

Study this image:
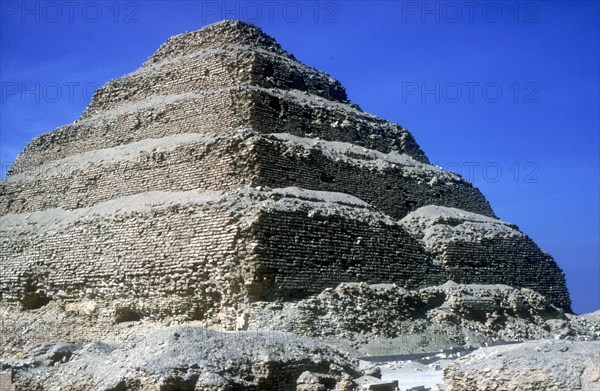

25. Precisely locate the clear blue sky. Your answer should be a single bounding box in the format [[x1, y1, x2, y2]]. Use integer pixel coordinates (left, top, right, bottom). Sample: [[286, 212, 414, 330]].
[[1, 1, 598, 313]]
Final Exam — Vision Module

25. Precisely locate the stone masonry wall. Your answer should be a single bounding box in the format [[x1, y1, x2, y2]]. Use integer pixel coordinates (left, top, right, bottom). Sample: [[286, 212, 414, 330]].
[[250, 87, 428, 162], [252, 134, 494, 218], [246, 200, 445, 301], [9, 23, 426, 173], [438, 237, 571, 312], [401, 206, 572, 311], [149, 20, 291, 68], [0, 193, 253, 326], [0, 20, 572, 321], [1, 133, 256, 215], [83, 49, 255, 116], [8, 88, 253, 174], [2, 131, 486, 219], [1, 190, 444, 323], [10, 84, 427, 175], [144, 20, 348, 103]]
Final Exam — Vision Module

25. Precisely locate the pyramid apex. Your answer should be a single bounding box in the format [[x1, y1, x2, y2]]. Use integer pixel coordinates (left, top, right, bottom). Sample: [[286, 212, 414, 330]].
[[149, 20, 291, 65]]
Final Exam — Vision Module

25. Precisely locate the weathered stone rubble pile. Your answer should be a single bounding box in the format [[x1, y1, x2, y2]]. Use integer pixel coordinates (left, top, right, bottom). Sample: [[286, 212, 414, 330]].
[[1, 327, 360, 390], [440, 340, 600, 391], [250, 281, 598, 355]]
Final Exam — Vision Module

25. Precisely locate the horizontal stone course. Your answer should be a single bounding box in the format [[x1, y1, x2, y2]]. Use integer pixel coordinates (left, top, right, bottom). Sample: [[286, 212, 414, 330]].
[[9, 83, 426, 174], [8, 88, 252, 174], [0, 189, 440, 322], [401, 206, 571, 311], [0, 191, 247, 323], [252, 133, 493, 219], [1, 131, 488, 218], [1, 133, 254, 215], [85, 46, 347, 116]]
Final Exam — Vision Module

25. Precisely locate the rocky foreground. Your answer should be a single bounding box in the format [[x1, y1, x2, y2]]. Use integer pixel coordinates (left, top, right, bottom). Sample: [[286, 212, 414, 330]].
[[1, 282, 598, 390], [441, 340, 600, 390], [250, 281, 598, 356], [2, 329, 599, 390], [1, 327, 359, 390]]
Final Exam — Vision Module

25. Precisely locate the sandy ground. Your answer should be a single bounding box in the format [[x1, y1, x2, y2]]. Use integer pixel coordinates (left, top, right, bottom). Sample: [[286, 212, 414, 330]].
[[359, 358, 453, 390], [383, 361, 446, 390]]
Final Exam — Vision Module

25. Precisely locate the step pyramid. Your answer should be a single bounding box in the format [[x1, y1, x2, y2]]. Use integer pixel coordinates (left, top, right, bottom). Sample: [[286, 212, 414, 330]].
[[0, 21, 571, 328]]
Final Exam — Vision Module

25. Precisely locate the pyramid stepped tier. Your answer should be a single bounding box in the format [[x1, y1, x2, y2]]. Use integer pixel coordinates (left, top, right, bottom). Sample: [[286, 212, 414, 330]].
[[83, 41, 348, 115], [0, 190, 248, 322], [1, 131, 493, 218], [147, 19, 293, 65], [252, 133, 494, 219], [9, 85, 427, 174], [1, 133, 254, 215], [84, 19, 348, 116], [0, 189, 568, 320], [0, 188, 443, 325], [401, 206, 571, 311], [0, 20, 572, 321], [8, 87, 252, 173]]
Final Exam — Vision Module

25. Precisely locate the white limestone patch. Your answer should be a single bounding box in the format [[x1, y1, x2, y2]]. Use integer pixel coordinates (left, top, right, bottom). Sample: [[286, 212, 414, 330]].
[[270, 186, 370, 207], [231, 186, 397, 227], [0, 186, 395, 236], [435, 280, 515, 292], [380, 361, 444, 390], [5, 325, 359, 390], [441, 340, 600, 391], [3, 133, 220, 183], [0, 190, 223, 236], [81, 87, 231, 120], [268, 132, 460, 181], [582, 310, 600, 322], [400, 205, 524, 245]]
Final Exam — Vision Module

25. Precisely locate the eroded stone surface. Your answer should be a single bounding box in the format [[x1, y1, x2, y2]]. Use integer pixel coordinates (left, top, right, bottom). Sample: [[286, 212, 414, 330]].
[[250, 282, 597, 355], [441, 340, 600, 391], [401, 206, 571, 311], [1, 326, 360, 391]]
